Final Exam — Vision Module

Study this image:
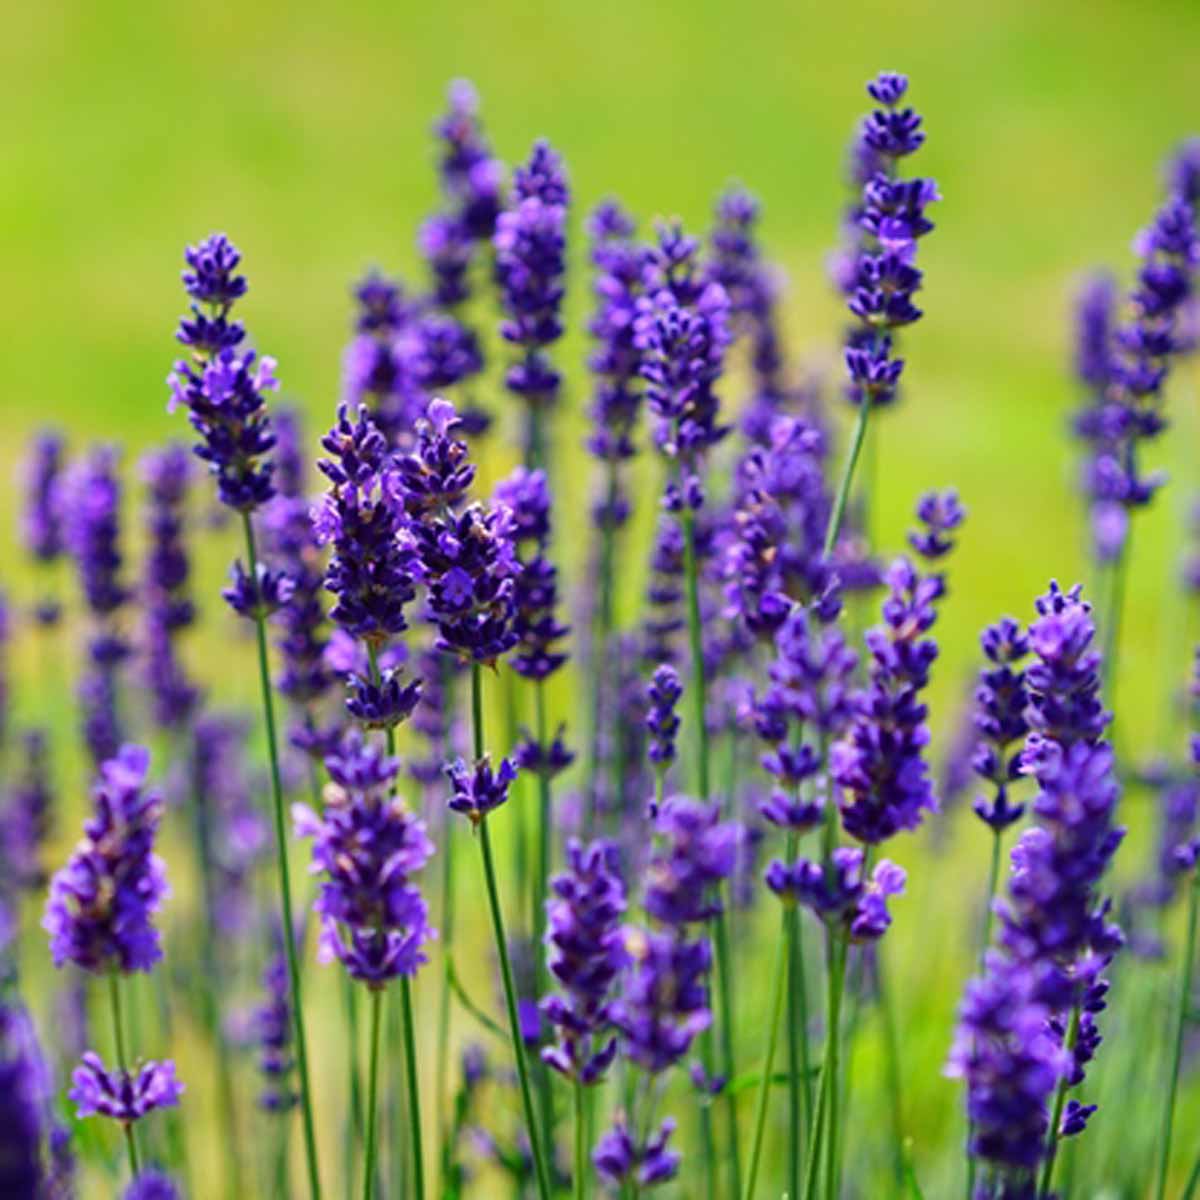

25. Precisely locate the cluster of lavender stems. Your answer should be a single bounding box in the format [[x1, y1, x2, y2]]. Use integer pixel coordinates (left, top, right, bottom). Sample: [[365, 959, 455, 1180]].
[[6, 72, 1200, 1200]]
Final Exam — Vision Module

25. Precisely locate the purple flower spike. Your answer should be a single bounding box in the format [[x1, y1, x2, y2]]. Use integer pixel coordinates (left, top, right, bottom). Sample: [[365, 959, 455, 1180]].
[[69, 1052, 182, 1124], [253, 928, 297, 1112], [594, 1116, 680, 1189], [0, 1001, 53, 1197], [445, 755, 518, 826], [541, 839, 627, 1085], [124, 1170, 182, 1200], [909, 489, 966, 559], [433, 79, 505, 241], [295, 730, 434, 988], [765, 848, 905, 942], [222, 559, 294, 620], [44, 745, 168, 975], [646, 664, 683, 769], [970, 617, 1031, 832]]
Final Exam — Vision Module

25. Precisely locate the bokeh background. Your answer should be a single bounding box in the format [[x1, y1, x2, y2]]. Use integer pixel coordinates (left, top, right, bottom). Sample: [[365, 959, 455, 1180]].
[[3, 0, 1200, 1195]]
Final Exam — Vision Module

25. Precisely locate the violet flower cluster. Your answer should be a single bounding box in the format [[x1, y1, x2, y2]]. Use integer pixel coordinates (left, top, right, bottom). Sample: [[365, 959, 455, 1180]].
[[969, 618, 1031, 832], [1073, 150, 1200, 560], [169, 233, 279, 513], [22, 429, 66, 626], [140, 444, 200, 730], [295, 731, 435, 986], [495, 140, 569, 459], [44, 745, 168, 975], [832, 492, 963, 844], [63, 445, 131, 764], [540, 838, 627, 1085]]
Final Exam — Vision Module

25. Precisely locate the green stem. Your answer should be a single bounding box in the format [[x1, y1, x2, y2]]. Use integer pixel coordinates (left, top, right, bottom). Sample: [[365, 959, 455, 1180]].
[[1038, 1003, 1081, 1197], [1184, 1147, 1200, 1200], [533, 680, 557, 1154], [966, 829, 1005, 1199], [877, 951, 904, 1183], [242, 513, 322, 1200], [1100, 534, 1129, 704], [822, 935, 848, 1200], [436, 807, 456, 1177], [366, 645, 425, 1200], [822, 403, 872, 559], [786, 903, 812, 1198], [108, 971, 140, 1178], [471, 664, 554, 1200], [679, 503, 741, 1197], [1155, 872, 1200, 1200], [743, 904, 791, 1200], [573, 1078, 587, 1200], [362, 988, 384, 1200], [345, 976, 364, 1199]]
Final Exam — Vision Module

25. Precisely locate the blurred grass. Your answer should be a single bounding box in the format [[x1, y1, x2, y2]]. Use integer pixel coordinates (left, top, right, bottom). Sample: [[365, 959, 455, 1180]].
[[3, 0, 1200, 1195]]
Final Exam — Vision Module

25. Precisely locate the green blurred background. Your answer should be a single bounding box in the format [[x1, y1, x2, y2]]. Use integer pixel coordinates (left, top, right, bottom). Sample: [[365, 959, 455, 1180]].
[[3, 0, 1200, 1194]]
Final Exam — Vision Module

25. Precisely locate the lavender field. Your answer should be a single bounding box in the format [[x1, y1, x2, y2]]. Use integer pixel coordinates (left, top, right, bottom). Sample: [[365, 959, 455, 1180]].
[[2, 3, 1200, 1197]]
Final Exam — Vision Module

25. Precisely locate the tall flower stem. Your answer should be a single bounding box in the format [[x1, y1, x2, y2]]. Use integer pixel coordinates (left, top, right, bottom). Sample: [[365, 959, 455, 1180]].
[[471, 663, 554, 1200], [801, 930, 846, 1200], [586, 469, 619, 808], [573, 1077, 587, 1200], [1099, 536, 1130, 703], [532, 679, 557, 1147], [435, 807, 456, 1174], [362, 988, 384, 1200], [679, 503, 742, 1198], [821, 934, 848, 1200], [1155, 869, 1200, 1200], [185, 734, 242, 1199], [242, 512, 322, 1200], [367, 645, 426, 1200], [1038, 1002, 1081, 1197], [822, 404, 872, 558], [344, 976, 364, 1198], [786, 903, 812, 1197], [108, 971, 140, 1177], [877, 952, 905, 1182], [743, 903, 791, 1200]]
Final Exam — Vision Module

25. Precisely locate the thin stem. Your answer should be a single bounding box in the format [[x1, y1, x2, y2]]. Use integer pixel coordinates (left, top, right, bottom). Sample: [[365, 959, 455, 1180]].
[[242, 513, 322, 1200], [679, 503, 741, 1196], [1100, 534, 1129, 704], [1038, 1003, 1081, 1197], [786, 903, 812, 1199], [743, 904, 791, 1200], [822, 934, 848, 1200], [362, 988, 384, 1200], [344, 976, 364, 1199], [471, 664, 554, 1200], [822, 403, 872, 559], [1155, 872, 1200, 1200], [877, 951, 904, 1183], [533, 679, 557, 1152], [400, 976, 426, 1200], [366, 645, 425, 1200], [436, 807, 456, 1174], [573, 1078, 587, 1200], [108, 971, 140, 1178]]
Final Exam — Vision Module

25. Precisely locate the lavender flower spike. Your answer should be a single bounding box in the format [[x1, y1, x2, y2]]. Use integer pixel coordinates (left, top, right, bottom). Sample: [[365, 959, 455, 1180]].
[[44, 745, 168, 975], [70, 1052, 183, 1125]]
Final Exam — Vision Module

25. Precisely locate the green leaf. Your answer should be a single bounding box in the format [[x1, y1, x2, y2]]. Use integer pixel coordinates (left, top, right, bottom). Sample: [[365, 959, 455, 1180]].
[[902, 1139, 926, 1200], [725, 1066, 818, 1097], [446, 956, 507, 1042]]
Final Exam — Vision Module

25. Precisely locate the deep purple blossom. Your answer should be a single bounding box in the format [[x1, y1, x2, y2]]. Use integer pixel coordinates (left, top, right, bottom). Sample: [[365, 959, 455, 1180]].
[[64, 446, 128, 620], [644, 796, 740, 927], [495, 140, 569, 454], [22, 430, 66, 625], [252, 928, 297, 1112], [123, 1170, 182, 1200], [314, 404, 418, 650], [494, 467, 568, 680], [3, 728, 54, 890], [833, 551, 950, 844], [170, 234, 278, 511], [646, 665, 683, 770], [222, 559, 293, 619], [587, 201, 646, 527], [841, 73, 939, 408], [514, 725, 574, 780], [433, 79, 504, 241], [970, 618, 1031, 831], [765, 848, 905, 941], [44, 745, 168, 974], [607, 926, 712, 1073], [947, 954, 1061, 1173], [594, 1117, 680, 1189], [908, 489, 966, 559], [445, 755, 518, 826], [540, 839, 627, 1084], [294, 731, 434, 987], [0, 1001, 52, 1197], [635, 224, 732, 481], [70, 1052, 182, 1124]]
